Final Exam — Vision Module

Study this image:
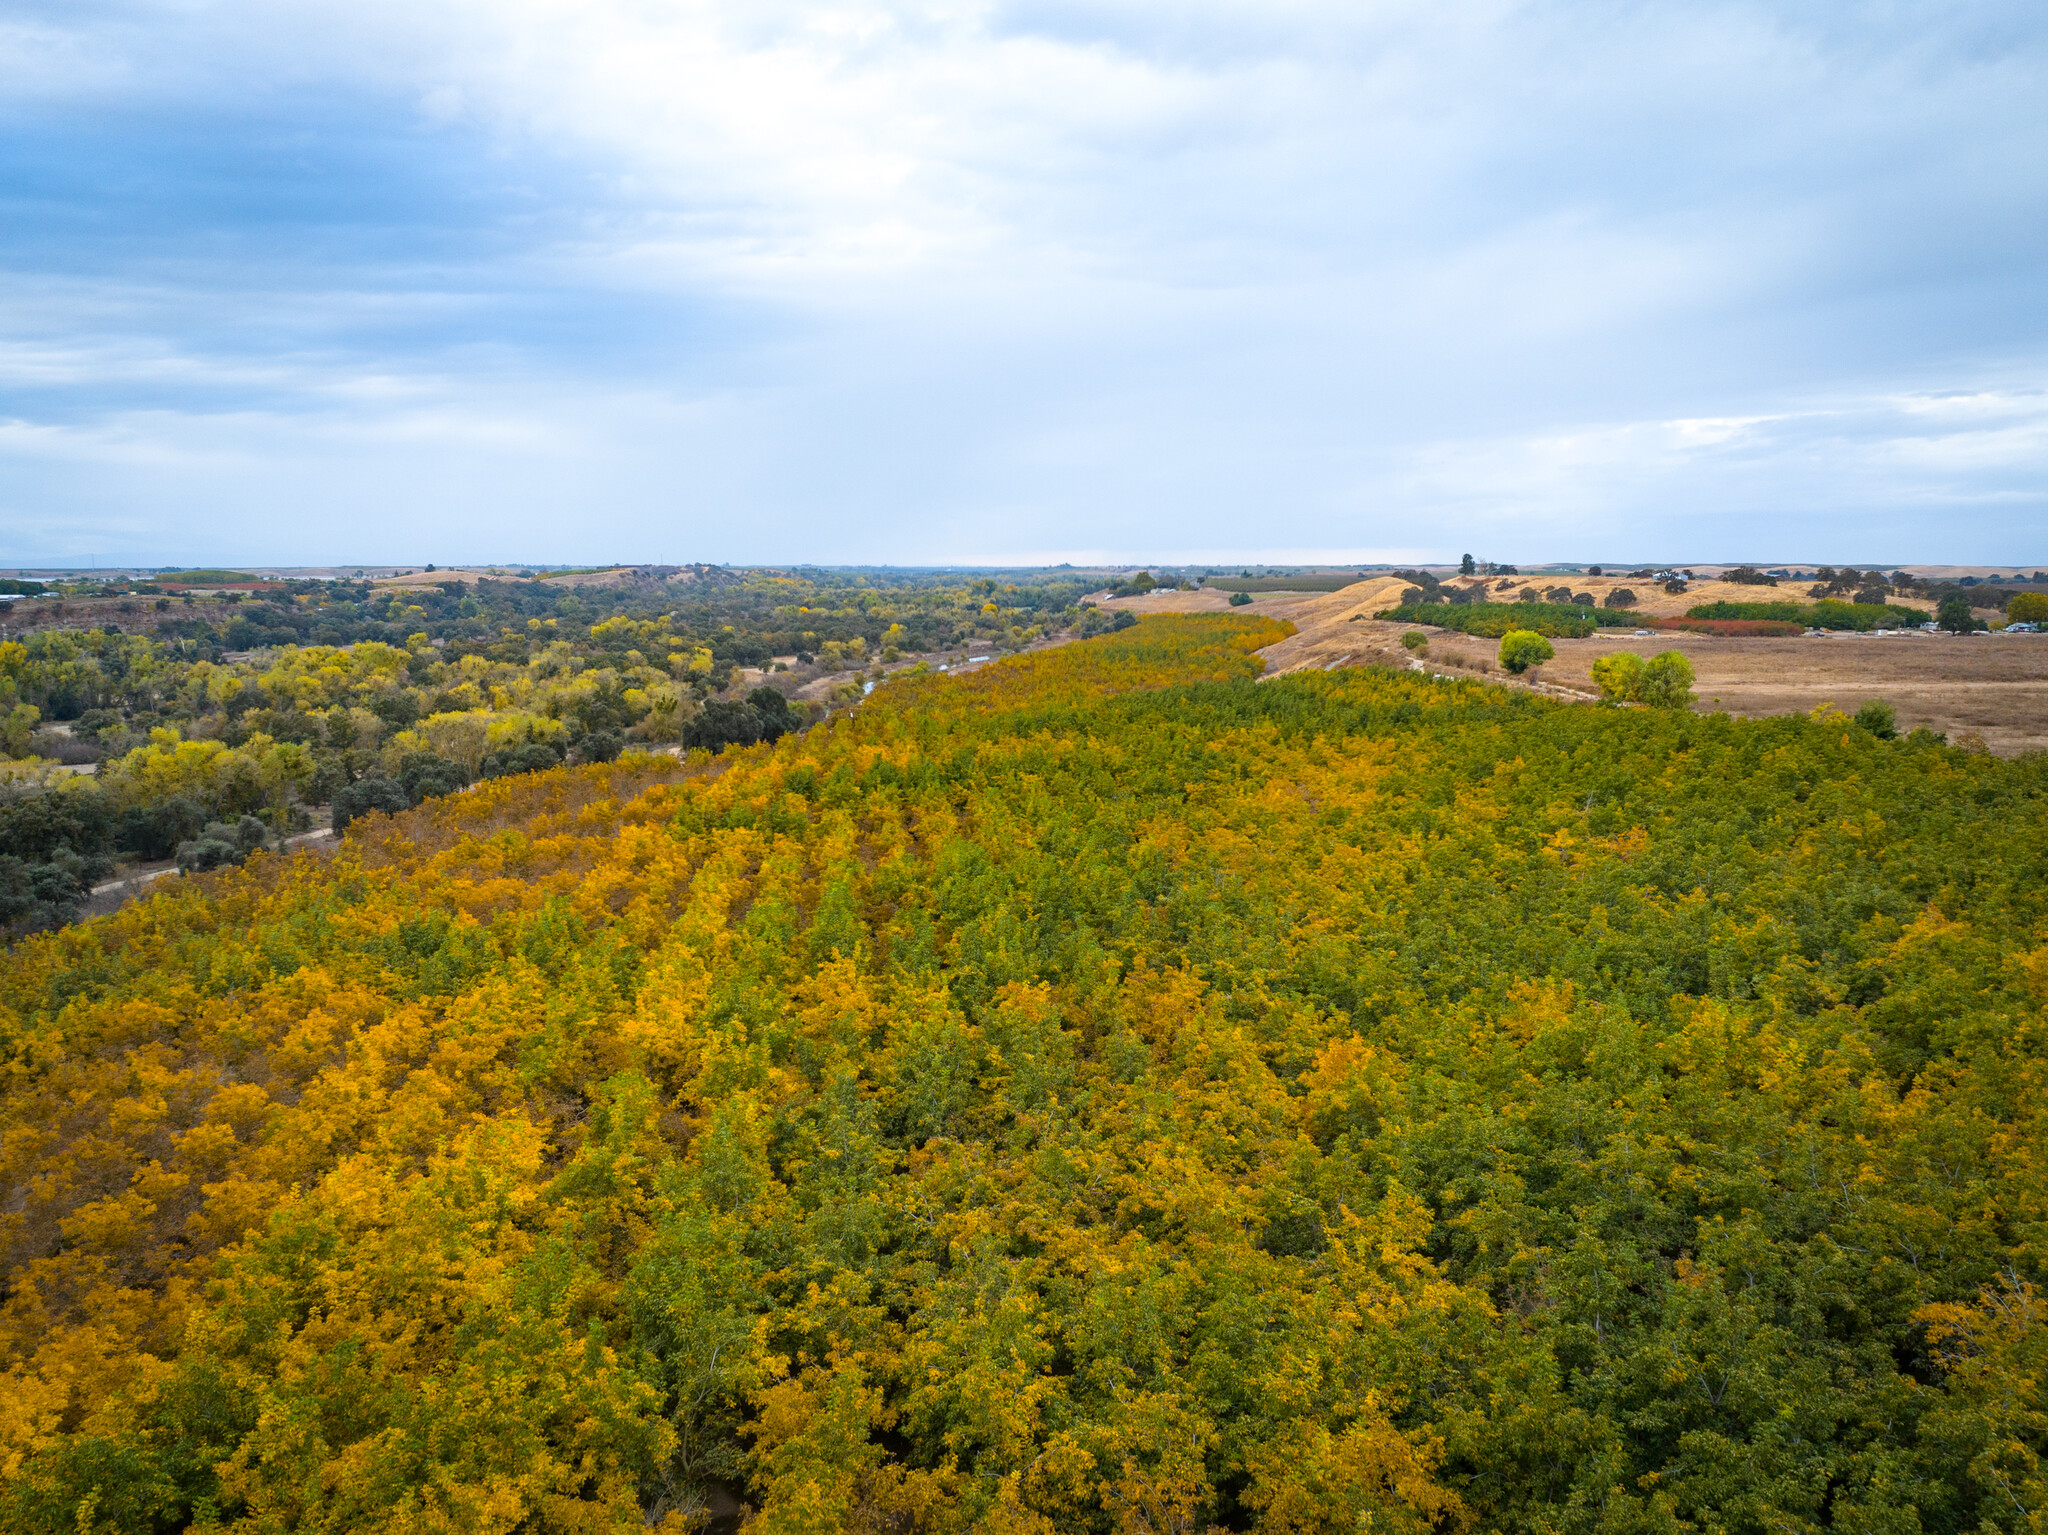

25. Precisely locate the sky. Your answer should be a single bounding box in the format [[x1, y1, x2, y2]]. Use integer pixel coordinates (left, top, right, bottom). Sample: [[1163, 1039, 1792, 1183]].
[[1, 0, 2044, 568]]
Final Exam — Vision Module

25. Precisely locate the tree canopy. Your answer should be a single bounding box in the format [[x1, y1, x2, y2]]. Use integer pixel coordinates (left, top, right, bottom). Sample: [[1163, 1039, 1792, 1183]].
[[2, 613, 2045, 1534]]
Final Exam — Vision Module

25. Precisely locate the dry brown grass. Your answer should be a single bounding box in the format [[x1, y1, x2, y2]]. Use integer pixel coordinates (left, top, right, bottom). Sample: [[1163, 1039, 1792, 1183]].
[[1537, 628, 2048, 755], [1109, 577, 2048, 758], [1325, 618, 2047, 756], [1097, 577, 1416, 674]]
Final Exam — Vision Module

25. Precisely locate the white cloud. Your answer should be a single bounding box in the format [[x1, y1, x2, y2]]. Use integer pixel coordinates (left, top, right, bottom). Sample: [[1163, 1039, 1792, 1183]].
[[1, 0, 2044, 561]]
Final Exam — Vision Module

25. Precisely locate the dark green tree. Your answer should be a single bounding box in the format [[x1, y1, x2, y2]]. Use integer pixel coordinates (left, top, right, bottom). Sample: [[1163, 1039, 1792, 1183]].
[[397, 752, 469, 804], [482, 740, 566, 779], [1936, 593, 1979, 633], [332, 776, 409, 831]]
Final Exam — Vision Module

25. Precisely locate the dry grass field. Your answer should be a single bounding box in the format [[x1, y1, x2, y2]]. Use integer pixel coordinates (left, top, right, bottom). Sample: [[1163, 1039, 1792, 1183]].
[[1098, 576, 1418, 670], [1097, 578, 2047, 756], [1536, 628, 2048, 755]]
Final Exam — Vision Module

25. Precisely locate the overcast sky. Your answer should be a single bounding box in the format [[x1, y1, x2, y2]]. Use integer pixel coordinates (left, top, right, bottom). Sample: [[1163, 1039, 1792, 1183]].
[[2, 0, 2044, 568]]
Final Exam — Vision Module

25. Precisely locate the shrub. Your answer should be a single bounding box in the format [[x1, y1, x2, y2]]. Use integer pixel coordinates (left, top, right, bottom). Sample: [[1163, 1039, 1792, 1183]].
[[1688, 600, 1928, 632], [1374, 601, 1624, 639], [369, 693, 420, 731], [333, 776, 409, 832], [1498, 630, 1555, 674], [578, 728, 625, 764], [1, 704, 39, 759], [1591, 652, 1645, 702], [0, 847, 108, 934], [1591, 649, 1694, 708], [482, 740, 566, 779], [683, 700, 760, 752], [72, 708, 122, 741], [1640, 651, 1695, 708], [397, 751, 469, 804], [1228, 591, 1252, 607], [1400, 631, 1428, 653], [175, 815, 267, 873], [1853, 700, 1898, 739], [114, 794, 207, 860], [681, 688, 797, 756], [748, 685, 797, 734]]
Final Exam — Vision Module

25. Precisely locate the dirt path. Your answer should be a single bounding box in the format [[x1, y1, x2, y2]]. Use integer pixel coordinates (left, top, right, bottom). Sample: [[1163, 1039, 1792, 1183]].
[[784, 646, 1008, 705], [85, 827, 339, 917], [1093, 578, 1418, 673]]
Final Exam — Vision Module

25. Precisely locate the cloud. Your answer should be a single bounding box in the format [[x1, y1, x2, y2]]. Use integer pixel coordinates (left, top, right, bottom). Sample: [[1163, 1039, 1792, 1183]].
[[1, 0, 2044, 563]]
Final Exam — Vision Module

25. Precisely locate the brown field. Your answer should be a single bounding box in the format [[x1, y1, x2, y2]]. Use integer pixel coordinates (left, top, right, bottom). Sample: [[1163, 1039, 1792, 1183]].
[[1529, 627, 2048, 755], [1096, 579, 2048, 756]]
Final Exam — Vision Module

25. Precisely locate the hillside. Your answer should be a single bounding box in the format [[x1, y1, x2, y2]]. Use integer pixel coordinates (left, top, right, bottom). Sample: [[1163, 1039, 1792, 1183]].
[[1096, 579, 2048, 753], [1095, 577, 1414, 674], [3, 614, 2046, 1534]]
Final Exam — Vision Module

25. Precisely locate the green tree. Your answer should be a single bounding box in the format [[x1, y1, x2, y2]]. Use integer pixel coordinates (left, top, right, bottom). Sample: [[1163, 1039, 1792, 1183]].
[[1, 702, 38, 757], [1590, 651, 1645, 701], [1937, 593, 1980, 633], [1400, 631, 1428, 654], [174, 814, 269, 873], [2006, 591, 2048, 623], [1640, 649, 1695, 707], [1854, 699, 1898, 739], [1460, 553, 1476, 575], [397, 750, 469, 804], [332, 775, 409, 831], [1590, 648, 1693, 707], [1498, 630, 1554, 673]]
